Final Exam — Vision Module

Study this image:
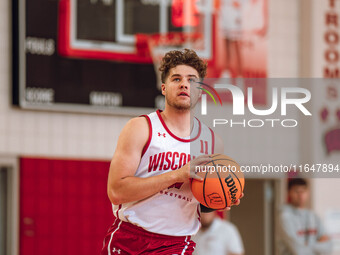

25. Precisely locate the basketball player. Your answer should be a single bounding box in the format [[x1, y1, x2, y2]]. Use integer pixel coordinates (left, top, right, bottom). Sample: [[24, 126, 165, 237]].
[[101, 49, 242, 255], [278, 178, 333, 255]]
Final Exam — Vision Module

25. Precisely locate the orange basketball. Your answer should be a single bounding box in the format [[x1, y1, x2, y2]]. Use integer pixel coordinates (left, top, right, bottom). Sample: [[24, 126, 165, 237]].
[[190, 154, 245, 210]]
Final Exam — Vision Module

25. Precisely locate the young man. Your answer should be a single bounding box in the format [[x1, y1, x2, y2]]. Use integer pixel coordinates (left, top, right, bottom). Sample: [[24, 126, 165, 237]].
[[193, 211, 244, 255], [278, 178, 333, 255], [101, 49, 240, 255]]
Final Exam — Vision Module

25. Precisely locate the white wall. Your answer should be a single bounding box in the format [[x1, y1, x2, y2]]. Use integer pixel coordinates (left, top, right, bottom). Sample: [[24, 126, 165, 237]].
[[268, 0, 300, 78]]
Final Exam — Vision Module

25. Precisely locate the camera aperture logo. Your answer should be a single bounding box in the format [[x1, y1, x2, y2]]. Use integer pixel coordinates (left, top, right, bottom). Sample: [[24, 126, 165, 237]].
[[197, 82, 312, 128], [196, 82, 223, 106]]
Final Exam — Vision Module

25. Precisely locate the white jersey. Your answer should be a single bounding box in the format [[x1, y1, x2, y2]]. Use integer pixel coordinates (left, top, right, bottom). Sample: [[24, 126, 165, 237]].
[[112, 110, 215, 236], [192, 218, 244, 255]]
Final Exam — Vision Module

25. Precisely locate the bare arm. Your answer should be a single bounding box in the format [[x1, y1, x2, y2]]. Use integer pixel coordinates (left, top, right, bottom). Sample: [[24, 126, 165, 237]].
[[107, 117, 209, 205]]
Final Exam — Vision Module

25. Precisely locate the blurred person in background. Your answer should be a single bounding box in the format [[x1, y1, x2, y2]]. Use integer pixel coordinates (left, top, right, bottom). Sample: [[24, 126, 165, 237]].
[[192, 211, 244, 255], [218, 0, 247, 79], [278, 178, 333, 255]]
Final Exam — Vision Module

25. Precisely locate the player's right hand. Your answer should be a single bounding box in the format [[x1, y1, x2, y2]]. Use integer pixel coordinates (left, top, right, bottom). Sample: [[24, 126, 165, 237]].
[[176, 155, 212, 183]]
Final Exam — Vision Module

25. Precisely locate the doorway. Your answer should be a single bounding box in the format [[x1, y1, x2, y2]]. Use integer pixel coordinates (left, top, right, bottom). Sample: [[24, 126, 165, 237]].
[[0, 167, 7, 255], [0, 156, 19, 255], [229, 179, 283, 255]]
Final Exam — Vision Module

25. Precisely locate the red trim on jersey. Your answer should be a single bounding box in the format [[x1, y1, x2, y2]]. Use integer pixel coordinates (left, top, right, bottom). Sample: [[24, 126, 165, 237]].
[[209, 128, 215, 154], [140, 115, 152, 157], [156, 110, 201, 142], [216, 211, 224, 219], [197, 204, 201, 222], [115, 204, 122, 218]]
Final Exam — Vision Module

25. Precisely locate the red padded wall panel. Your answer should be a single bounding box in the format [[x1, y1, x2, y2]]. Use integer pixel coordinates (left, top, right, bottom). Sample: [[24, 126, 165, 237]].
[[20, 157, 113, 255]]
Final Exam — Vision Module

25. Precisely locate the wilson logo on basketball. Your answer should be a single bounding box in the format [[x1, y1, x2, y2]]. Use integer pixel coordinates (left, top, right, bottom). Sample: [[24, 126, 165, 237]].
[[225, 174, 238, 204], [207, 193, 224, 205]]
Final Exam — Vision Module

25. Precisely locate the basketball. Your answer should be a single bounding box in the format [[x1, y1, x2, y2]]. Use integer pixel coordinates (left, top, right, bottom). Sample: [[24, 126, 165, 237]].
[[190, 154, 245, 210]]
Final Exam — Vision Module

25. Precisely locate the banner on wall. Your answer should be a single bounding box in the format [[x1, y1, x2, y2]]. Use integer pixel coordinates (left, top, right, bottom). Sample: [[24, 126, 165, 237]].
[[216, 0, 268, 79], [311, 0, 340, 160]]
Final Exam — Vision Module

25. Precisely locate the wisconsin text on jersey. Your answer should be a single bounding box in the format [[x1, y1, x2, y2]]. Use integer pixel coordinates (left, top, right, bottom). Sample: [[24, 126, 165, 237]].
[[148, 152, 196, 172]]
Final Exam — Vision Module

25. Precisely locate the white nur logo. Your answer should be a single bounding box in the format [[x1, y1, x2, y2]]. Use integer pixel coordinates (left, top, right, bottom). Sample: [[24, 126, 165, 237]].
[[201, 85, 312, 116]]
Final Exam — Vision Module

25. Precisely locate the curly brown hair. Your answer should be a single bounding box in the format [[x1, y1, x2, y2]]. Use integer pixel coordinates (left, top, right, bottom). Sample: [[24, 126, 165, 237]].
[[159, 49, 207, 83]]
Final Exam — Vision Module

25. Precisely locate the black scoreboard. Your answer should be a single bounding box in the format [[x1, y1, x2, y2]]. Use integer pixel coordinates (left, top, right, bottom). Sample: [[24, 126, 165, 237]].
[[12, 0, 171, 115]]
